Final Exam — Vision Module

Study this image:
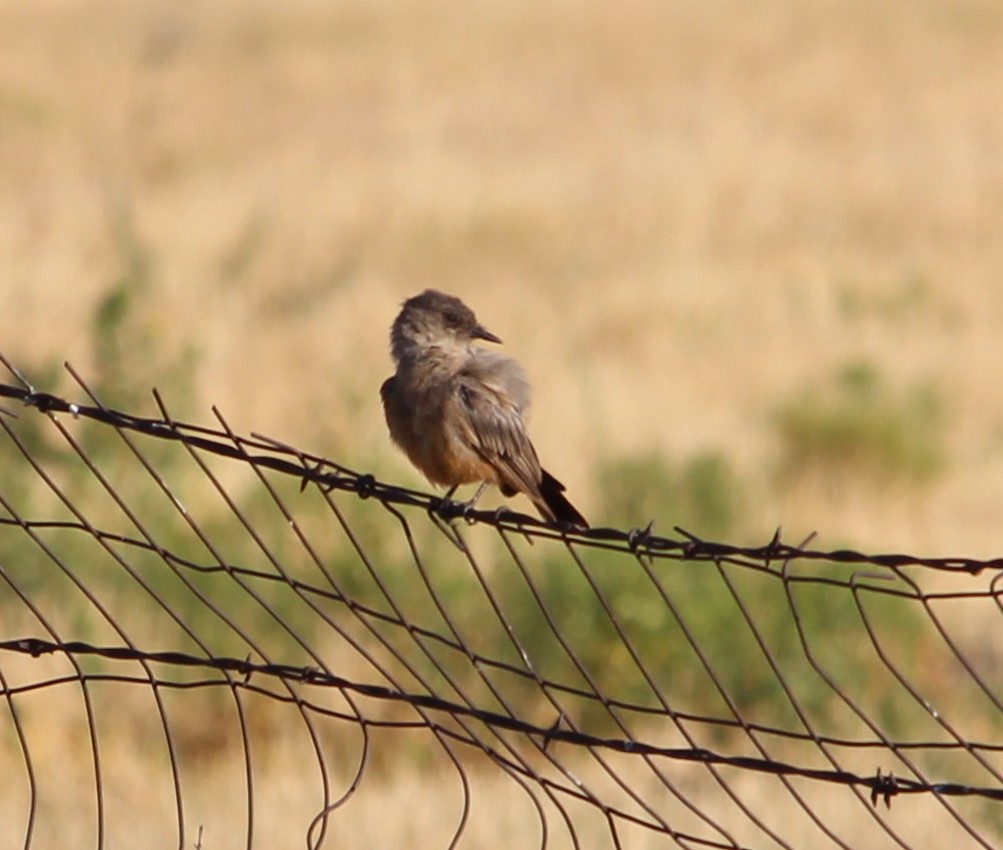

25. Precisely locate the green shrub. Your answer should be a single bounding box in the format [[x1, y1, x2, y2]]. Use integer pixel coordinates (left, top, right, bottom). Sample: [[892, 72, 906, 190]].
[[595, 449, 740, 537], [774, 361, 945, 489]]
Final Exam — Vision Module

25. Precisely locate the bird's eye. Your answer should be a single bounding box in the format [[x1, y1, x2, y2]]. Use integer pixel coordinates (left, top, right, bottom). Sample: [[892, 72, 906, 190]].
[[443, 311, 460, 327]]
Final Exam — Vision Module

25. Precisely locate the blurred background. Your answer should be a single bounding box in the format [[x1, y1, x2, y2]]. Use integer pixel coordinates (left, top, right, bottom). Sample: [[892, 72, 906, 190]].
[[3, 0, 1002, 550], [3, 2, 1003, 847]]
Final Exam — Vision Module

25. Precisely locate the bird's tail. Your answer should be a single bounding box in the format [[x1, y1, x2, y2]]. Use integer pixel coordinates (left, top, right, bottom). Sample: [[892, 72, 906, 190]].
[[537, 470, 589, 529]]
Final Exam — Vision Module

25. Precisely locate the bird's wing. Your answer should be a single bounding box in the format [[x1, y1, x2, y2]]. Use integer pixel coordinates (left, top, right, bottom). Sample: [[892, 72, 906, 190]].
[[452, 370, 543, 497]]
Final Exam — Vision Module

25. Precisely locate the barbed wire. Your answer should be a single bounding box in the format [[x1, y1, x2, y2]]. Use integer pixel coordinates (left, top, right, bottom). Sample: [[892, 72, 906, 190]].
[[0, 355, 1001, 850], [1, 635, 1000, 805]]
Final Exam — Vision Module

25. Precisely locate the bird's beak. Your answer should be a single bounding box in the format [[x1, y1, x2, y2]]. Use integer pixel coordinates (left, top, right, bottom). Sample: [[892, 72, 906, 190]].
[[472, 325, 502, 344]]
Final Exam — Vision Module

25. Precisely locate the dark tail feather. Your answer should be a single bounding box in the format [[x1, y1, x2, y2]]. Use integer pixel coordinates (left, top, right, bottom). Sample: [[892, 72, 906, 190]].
[[537, 470, 589, 529]]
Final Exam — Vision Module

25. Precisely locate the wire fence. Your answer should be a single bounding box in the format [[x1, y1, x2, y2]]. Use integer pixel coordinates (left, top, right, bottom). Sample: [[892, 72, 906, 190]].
[[0, 355, 1001, 850]]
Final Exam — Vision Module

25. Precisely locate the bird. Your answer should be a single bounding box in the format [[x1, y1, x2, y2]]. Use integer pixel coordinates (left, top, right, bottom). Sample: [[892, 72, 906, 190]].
[[380, 289, 588, 528]]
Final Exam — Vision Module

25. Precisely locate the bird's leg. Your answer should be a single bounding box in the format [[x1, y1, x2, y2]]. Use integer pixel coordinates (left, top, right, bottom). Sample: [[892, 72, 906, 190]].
[[465, 481, 489, 507], [439, 483, 487, 522], [462, 482, 489, 512]]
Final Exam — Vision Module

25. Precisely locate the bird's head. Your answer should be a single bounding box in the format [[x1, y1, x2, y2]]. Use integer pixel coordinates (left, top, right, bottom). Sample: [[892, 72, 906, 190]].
[[390, 290, 501, 364]]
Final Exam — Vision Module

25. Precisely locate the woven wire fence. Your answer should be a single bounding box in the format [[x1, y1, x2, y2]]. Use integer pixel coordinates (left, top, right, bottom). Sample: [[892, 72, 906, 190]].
[[0, 356, 1001, 850]]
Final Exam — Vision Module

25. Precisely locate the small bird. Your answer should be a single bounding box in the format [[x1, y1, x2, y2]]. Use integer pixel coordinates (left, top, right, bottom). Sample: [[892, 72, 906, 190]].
[[381, 289, 588, 528]]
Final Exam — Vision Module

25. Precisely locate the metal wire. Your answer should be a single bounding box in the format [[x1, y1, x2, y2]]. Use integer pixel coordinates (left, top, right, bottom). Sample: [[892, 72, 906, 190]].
[[0, 356, 1001, 850]]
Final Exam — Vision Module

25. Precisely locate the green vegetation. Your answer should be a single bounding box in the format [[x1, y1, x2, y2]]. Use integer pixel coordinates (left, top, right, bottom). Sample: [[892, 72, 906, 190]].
[[596, 450, 741, 537], [836, 273, 931, 323], [90, 206, 199, 415], [494, 538, 926, 738], [773, 360, 946, 490]]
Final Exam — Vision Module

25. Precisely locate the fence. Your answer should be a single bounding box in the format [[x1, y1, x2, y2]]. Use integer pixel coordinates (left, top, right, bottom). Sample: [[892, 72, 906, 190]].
[[0, 355, 1001, 849]]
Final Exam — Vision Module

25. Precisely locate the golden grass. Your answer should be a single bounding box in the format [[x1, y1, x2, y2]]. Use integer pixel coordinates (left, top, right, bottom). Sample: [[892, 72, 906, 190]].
[[2, 0, 1003, 845], [4, 0, 1003, 551]]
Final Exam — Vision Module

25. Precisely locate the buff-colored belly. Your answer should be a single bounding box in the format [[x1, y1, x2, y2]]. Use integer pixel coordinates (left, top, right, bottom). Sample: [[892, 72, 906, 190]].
[[386, 389, 496, 488]]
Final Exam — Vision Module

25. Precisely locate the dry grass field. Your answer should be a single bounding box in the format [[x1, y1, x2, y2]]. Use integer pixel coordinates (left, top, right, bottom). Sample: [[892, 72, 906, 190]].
[[2, 0, 1003, 847], [4, 0, 1003, 550]]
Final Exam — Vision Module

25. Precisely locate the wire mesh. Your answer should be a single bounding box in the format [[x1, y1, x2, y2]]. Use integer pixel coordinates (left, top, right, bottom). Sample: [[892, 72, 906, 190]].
[[0, 356, 1001, 850]]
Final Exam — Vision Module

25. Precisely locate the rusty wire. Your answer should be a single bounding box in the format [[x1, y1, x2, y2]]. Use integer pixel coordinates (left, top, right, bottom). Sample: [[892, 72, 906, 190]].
[[0, 356, 1001, 850]]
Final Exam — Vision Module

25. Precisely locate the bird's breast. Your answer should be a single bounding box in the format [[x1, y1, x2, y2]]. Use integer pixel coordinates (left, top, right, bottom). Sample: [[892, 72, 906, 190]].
[[382, 369, 493, 488]]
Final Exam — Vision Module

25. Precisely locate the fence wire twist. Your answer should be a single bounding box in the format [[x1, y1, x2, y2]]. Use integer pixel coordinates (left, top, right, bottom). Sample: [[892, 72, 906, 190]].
[[0, 355, 1001, 850]]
